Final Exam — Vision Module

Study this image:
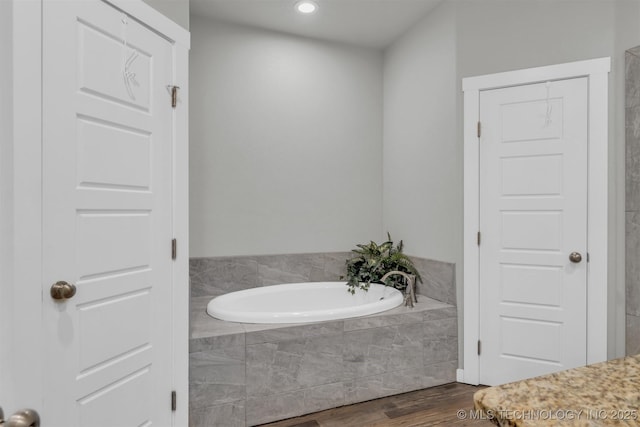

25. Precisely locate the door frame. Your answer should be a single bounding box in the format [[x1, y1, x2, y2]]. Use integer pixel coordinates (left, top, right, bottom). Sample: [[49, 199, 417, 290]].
[[461, 57, 610, 385], [0, 1, 190, 424]]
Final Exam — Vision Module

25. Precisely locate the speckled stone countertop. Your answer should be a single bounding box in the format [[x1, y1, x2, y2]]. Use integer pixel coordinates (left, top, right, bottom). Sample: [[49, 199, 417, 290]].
[[474, 355, 640, 426]]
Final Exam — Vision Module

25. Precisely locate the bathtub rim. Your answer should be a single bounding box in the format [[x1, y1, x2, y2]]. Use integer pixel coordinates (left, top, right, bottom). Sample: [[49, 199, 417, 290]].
[[206, 281, 404, 324]]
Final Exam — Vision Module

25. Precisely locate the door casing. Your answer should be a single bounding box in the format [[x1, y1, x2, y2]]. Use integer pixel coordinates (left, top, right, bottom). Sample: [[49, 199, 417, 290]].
[[0, 1, 190, 424], [461, 57, 610, 385]]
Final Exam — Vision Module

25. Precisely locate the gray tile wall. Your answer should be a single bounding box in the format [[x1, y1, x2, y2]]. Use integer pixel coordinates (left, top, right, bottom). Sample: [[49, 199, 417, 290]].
[[189, 306, 457, 427], [190, 252, 457, 305], [409, 256, 456, 305], [189, 252, 350, 298], [627, 48, 640, 355]]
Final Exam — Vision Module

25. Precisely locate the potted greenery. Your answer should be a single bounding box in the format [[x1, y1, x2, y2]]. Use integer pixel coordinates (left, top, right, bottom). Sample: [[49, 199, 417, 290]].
[[345, 233, 422, 294]]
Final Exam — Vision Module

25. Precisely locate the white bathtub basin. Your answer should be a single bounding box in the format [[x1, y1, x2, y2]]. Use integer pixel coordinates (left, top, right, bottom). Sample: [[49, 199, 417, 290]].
[[206, 282, 404, 324]]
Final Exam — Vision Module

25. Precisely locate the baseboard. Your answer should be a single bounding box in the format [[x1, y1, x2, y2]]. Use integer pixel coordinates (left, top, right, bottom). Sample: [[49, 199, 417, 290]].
[[456, 368, 464, 382]]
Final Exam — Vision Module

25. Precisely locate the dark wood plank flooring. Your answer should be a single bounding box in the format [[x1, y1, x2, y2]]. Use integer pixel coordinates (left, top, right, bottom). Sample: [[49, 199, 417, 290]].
[[257, 382, 492, 427]]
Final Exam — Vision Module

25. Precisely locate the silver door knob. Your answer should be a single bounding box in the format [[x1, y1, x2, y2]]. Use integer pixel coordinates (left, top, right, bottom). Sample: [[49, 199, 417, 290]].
[[569, 252, 583, 263], [50, 280, 76, 300], [0, 407, 40, 427]]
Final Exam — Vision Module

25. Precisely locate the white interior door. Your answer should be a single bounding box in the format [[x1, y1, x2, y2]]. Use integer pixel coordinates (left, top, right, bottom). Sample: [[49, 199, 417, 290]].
[[42, 1, 174, 425], [479, 78, 588, 385]]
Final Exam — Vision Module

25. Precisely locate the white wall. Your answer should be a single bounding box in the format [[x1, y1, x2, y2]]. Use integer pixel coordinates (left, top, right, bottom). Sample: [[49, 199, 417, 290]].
[[0, 0, 13, 410], [189, 17, 383, 257], [142, 0, 189, 29], [383, 2, 459, 264], [2, 0, 44, 411], [382, 0, 461, 369], [456, 0, 614, 78]]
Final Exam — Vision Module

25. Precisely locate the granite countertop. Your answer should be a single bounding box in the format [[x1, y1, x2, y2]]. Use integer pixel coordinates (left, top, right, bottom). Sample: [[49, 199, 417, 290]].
[[474, 355, 640, 426]]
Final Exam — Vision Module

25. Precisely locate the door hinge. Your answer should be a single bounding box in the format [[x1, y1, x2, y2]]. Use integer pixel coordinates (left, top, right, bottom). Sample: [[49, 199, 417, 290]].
[[477, 121, 481, 138], [587, 252, 590, 263], [477, 231, 481, 246], [170, 85, 180, 108], [477, 340, 481, 355], [171, 238, 177, 260], [171, 390, 177, 411]]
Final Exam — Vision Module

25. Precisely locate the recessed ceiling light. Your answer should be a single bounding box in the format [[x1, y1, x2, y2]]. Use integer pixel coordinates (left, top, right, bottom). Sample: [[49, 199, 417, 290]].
[[295, 1, 318, 14]]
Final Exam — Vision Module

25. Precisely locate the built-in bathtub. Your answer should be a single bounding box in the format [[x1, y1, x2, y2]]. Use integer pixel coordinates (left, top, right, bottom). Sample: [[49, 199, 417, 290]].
[[206, 282, 404, 324], [190, 288, 458, 427]]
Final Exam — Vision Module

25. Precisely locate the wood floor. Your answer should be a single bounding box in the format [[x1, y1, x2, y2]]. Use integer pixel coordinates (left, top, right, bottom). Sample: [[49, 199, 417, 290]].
[[257, 382, 493, 427]]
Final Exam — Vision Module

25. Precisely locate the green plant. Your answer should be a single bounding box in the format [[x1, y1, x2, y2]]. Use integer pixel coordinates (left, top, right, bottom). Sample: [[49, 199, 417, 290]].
[[345, 233, 422, 294]]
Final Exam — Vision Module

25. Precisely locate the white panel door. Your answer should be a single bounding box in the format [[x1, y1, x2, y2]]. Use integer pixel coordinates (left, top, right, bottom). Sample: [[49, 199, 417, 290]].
[[42, 1, 174, 425], [479, 78, 588, 385]]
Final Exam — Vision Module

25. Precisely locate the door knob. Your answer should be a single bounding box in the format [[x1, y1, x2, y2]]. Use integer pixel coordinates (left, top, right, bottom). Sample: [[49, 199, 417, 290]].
[[0, 407, 40, 427], [569, 252, 583, 263], [50, 280, 76, 300]]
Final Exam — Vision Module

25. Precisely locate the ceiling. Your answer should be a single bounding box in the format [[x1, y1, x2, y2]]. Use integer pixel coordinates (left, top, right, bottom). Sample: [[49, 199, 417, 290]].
[[190, 0, 443, 49]]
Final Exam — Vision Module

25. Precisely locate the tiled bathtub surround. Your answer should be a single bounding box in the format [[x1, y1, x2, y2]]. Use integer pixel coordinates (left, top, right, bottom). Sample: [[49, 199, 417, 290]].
[[189, 251, 458, 425], [408, 256, 456, 306], [627, 47, 640, 355], [189, 252, 456, 305], [189, 297, 458, 427]]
